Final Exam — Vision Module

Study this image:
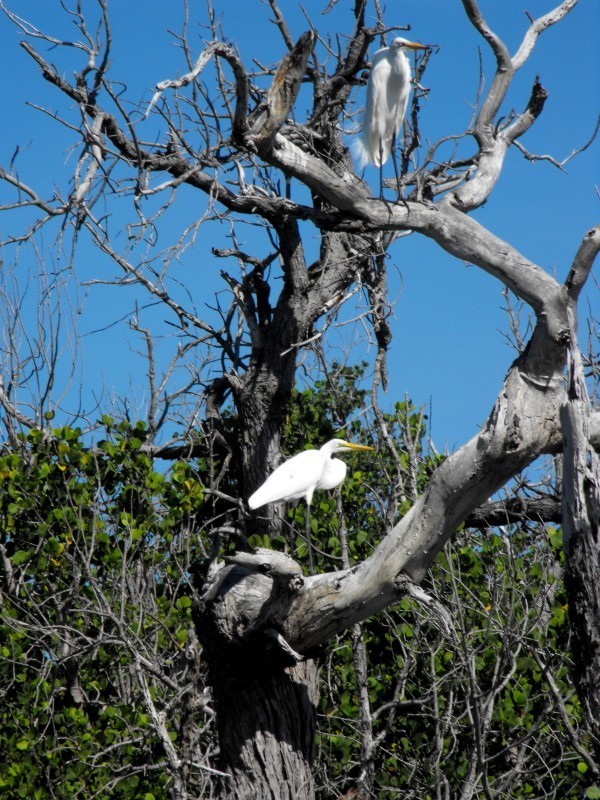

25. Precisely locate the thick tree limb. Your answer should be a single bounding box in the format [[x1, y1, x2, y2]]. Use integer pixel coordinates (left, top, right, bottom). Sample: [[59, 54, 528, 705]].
[[286, 372, 564, 649], [258, 132, 560, 308], [447, 1, 576, 212], [565, 224, 600, 301], [250, 31, 315, 147], [561, 309, 600, 754], [512, 0, 579, 70], [207, 339, 571, 653], [465, 494, 562, 527]]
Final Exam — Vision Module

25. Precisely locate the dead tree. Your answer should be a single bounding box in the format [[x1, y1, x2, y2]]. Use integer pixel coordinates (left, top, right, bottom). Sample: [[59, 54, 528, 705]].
[[0, 0, 598, 796]]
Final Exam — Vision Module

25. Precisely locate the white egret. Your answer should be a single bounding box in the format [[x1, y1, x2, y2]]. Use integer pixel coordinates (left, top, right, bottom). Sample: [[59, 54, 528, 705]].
[[353, 37, 426, 169], [248, 439, 374, 510]]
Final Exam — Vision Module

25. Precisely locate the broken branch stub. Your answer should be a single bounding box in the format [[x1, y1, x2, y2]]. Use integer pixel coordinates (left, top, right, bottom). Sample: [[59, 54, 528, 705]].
[[249, 31, 316, 148]]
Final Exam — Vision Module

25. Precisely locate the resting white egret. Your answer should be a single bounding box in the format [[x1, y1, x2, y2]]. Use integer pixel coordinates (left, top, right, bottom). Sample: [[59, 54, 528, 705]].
[[248, 439, 374, 510], [353, 37, 426, 169]]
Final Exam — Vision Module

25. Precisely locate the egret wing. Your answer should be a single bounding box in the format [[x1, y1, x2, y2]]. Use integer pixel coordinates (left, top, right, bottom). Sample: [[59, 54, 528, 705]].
[[386, 69, 411, 141], [248, 450, 324, 509], [317, 457, 347, 492], [363, 50, 393, 167]]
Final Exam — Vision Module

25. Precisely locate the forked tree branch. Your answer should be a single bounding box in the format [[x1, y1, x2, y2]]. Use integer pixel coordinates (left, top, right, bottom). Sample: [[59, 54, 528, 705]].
[[249, 31, 316, 147], [512, 0, 579, 70], [147, 40, 249, 139], [565, 224, 600, 301], [447, 0, 577, 211]]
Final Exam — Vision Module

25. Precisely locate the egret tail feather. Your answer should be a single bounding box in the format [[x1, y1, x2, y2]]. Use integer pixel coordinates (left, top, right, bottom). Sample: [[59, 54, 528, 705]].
[[351, 133, 376, 169]]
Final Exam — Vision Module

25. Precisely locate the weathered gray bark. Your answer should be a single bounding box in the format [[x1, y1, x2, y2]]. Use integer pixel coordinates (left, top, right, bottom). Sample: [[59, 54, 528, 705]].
[[208, 654, 319, 799], [3, 0, 597, 795], [560, 241, 600, 757], [196, 2, 600, 790], [205, 320, 570, 644], [200, 553, 319, 799], [562, 394, 600, 758]]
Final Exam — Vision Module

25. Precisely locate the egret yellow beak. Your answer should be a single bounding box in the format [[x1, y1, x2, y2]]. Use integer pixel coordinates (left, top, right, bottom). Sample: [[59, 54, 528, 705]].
[[404, 41, 427, 50], [344, 442, 374, 452]]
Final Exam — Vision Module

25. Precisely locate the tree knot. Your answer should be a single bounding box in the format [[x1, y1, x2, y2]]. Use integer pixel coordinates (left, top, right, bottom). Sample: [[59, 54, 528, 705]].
[[506, 413, 522, 452]]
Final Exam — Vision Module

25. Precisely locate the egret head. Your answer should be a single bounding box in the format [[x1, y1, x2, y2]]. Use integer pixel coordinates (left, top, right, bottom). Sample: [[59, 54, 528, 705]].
[[324, 439, 374, 455], [390, 37, 426, 52]]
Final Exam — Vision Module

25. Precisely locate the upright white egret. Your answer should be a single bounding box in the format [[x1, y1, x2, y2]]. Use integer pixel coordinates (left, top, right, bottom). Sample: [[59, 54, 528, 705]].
[[248, 439, 374, 510], [353, 37, 426, 169]]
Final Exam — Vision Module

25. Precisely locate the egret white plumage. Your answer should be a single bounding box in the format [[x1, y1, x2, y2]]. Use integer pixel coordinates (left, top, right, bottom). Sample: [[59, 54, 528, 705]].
[[353, 37, 426, 169], [248, 439, 374, 510]]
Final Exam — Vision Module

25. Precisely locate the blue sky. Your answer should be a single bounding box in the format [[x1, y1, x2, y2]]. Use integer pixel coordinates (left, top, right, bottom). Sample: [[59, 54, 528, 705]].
[[0, 0, 598, 451]]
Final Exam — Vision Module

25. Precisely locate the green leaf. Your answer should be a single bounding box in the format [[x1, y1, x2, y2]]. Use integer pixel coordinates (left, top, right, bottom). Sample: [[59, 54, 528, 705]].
[[548, 528, 563, 550], [11, 550, 32, 566]]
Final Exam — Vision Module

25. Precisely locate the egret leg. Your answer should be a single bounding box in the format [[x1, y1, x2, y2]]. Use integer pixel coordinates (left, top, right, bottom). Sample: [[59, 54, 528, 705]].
[[306, 508, 315, 575], [391, 140, 401, 198], [378, 139, 384, 199], [392, 139, 410, 213], [286, 514, 296, 555]]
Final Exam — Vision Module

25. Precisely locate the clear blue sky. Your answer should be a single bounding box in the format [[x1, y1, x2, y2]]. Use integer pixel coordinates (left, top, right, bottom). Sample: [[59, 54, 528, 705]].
[[0, 0, 598, 450]]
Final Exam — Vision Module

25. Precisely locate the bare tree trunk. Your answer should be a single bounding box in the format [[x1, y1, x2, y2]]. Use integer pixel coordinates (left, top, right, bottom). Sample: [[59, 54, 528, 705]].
[[199, 555, 319, 798], [561, 328, 600, 759], [562, 443, 600, 760], [209, 658, 319, 799], [2, 3, 597, 795]]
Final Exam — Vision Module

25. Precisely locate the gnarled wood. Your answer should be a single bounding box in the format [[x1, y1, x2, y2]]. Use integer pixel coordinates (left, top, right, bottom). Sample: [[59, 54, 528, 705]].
[[3, 2, 597, 796], [561, 309, 600, 757], [199, 552, 317, 799]]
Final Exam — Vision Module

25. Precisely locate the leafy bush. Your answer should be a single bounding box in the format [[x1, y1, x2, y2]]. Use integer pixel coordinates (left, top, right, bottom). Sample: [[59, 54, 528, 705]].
[[0, 370, 594, 797]]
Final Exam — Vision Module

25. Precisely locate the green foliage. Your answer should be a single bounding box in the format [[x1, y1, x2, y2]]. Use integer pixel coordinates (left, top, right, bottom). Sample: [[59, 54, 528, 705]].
[[0, 365, 594, 798], [317, 523, 588, 798], [0, 421, 207, 799]]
